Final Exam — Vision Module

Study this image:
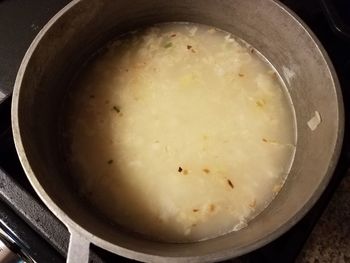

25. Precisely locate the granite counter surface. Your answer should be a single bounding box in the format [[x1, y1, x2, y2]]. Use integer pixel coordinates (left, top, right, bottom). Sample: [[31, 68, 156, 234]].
[[297, 175, 350, 263]]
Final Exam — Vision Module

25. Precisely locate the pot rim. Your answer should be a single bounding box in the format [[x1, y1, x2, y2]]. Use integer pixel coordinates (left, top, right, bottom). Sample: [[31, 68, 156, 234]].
[[11, 0, 344, 262]]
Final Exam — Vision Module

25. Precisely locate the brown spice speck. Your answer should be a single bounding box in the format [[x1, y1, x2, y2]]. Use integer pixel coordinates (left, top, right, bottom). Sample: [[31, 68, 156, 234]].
[[171, 33, 177, 37], [209, 204, 216, 212], [186, 45, 196, 53], [262, 138, 268, 142], [178, 166, 188, 175], [238, 73, 244, 77], [203, 168, 210, 174], [112, 106, 120, 113], [107, 159, 113, 164], [89, 95, 95, 98], [227, 179, 234, 189], [250, 48, 255, 54], [193, 209, 199, 212]]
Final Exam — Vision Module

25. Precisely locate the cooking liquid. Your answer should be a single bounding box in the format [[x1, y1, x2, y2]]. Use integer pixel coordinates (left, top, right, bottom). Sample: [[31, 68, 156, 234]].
[[65, 23, 296, 242]]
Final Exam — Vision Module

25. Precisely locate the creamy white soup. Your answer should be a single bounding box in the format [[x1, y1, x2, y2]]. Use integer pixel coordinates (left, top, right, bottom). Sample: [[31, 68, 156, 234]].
[[65, 23, 296, 242]]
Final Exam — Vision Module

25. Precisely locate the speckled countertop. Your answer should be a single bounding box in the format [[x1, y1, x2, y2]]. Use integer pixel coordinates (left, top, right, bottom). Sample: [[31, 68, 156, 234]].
[[297, 174, 350, 263]]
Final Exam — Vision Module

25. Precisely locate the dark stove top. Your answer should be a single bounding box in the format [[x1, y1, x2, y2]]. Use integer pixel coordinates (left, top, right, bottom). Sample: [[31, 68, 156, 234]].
[[0, 0, 349, 262]]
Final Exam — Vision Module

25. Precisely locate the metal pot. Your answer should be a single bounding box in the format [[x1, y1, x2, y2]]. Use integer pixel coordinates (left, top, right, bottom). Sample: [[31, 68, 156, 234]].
[[11, 0, 344, 262]]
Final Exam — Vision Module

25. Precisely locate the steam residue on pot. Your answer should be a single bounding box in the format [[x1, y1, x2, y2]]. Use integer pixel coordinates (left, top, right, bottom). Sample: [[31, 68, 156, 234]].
[[64, 23, 296, 242]]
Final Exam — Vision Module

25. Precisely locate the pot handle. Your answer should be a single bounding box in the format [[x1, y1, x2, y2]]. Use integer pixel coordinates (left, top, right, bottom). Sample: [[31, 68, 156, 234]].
[[67, 228, 90, 263]]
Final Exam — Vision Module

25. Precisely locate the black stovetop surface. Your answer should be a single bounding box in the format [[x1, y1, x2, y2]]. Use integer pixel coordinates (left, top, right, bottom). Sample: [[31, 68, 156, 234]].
[[0, 0, 349, 262]]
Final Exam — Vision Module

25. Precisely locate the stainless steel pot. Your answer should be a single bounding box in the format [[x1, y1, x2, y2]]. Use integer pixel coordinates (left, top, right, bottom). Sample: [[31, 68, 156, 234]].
[[11, 0, 344, 262]]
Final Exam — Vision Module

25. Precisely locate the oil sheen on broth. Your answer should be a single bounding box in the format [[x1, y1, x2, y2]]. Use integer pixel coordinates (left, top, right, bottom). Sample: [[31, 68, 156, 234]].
[[66, 23, 296, 242]]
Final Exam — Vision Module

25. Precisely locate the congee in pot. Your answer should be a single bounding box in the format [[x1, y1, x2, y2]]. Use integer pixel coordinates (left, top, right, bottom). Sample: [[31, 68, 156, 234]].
[[64, 23, 296, 242]]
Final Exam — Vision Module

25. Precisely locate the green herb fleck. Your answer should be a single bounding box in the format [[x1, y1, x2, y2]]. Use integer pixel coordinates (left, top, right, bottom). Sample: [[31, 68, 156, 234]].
[[203, 168, 210, 174], [164, 42, 173, 48]]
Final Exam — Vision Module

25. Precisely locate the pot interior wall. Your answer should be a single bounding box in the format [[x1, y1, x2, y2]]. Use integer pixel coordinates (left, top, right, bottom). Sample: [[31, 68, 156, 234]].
[[15, 0, 342, 259]]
